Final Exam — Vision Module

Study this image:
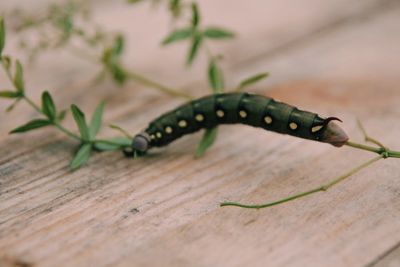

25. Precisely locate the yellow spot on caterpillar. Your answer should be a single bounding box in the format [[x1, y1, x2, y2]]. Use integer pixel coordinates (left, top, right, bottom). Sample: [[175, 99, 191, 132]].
[[150, 134, 155, 140], [178, 120, 187, 128], [289, 122, 298, 130], [156, 132, 162, 138], [311, 125, 324, 133], [216, 110, 225, 118], [264, 116, 272, 124], [195, 114, 204, 122], [239, 110, 247, 118], [165, 126, 173, 134]]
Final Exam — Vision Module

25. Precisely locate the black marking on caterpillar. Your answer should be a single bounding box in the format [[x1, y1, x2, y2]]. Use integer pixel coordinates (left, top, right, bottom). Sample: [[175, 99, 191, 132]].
[[127, 92, 348, 156]]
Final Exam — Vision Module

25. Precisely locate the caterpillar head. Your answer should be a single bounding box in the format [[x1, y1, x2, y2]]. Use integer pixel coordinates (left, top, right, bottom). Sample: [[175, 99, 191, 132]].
[[320, 117, 349, 147], [124, 132, 150, 157]]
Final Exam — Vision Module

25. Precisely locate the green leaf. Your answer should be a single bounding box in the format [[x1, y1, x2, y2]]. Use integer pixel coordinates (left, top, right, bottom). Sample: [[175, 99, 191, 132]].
[[169, 0, 182, 17], [70, 143, 92, 170], [186, 33, 202, 65], [0, 17, 5, 57], [113, 34, 124, 55], [195, 127, 218, 158], [170, 0, 181, 9], [58, 110, 67, 121], [71, 104, 90, 141], [208, 59, 224, 93], [127, 0, 143, 3], [41, 91, 56, 120], [191, 2, 200, 27], [5, 98, 21, 112], [89, 101, 105, 139], [0, 90, 21, 98], [111, 64, 127, 85], [162, 28, 192, 45], [203, 27, 235, 39], [94, 137, 131, 151], [9, 119, 51, 134], [238, 72, 269, 90], [13, 60, 24, 93], [1, 55, 10, 70], [101, 48, 112, 65]]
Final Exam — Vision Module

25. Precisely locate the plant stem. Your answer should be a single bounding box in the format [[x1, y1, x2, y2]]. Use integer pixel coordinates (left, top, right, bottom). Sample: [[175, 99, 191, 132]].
[[54, 123, 81, 141], [345, 141, 400, 158], [109, 124, 133, 138], [67, 45, 99, 64], [356, 119, 388, 149], [321, 155, 383, 189], [125, 69, 193, 100], [93, 138, 129, 147], [221, 155, 383, 209], [23, 95, 42, 113]]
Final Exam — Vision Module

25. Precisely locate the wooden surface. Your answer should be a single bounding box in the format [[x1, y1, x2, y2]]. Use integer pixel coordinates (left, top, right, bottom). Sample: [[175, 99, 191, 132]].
[[1, 1, 400, 266]]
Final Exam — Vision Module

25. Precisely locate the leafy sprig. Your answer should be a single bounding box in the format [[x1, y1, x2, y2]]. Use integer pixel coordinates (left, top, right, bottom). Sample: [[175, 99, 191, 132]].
[[161, 2, 235, 65], [10, 1, 192, 100], [0, 18, 131, 170], [11, 1, 93, 61], [162, 1, 269, 157]]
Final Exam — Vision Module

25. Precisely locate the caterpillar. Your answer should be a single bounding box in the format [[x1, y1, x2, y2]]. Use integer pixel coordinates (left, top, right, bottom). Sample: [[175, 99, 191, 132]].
[[128, 92, 349, 155]]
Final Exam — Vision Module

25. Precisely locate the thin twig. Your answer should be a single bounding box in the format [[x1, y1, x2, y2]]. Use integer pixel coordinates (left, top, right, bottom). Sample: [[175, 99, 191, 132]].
[[93, 138, 129, 147], [109, 124, 133, 138], [221, 155, 383, 209], [125, 70, 193, 100], [221, 121, 400, 209], [345, 141, 400, 158], [357, 119, 387, 150]]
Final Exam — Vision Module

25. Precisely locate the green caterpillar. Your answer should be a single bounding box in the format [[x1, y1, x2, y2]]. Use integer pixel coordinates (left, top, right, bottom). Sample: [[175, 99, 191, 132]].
[[127, 92, 348, 155]]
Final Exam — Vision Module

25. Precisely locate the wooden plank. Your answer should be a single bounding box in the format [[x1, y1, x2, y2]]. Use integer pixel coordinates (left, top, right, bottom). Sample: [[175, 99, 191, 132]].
[[1, 1, 400, 267], [369, 243, 400, 267]]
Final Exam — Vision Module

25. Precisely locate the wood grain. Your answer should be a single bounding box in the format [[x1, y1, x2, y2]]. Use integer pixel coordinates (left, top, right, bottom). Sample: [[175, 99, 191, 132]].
[[1, 1, 400, 266]]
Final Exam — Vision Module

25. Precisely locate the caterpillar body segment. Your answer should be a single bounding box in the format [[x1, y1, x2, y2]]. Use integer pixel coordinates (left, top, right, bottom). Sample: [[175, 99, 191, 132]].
[[130, 92, 348, 155]]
